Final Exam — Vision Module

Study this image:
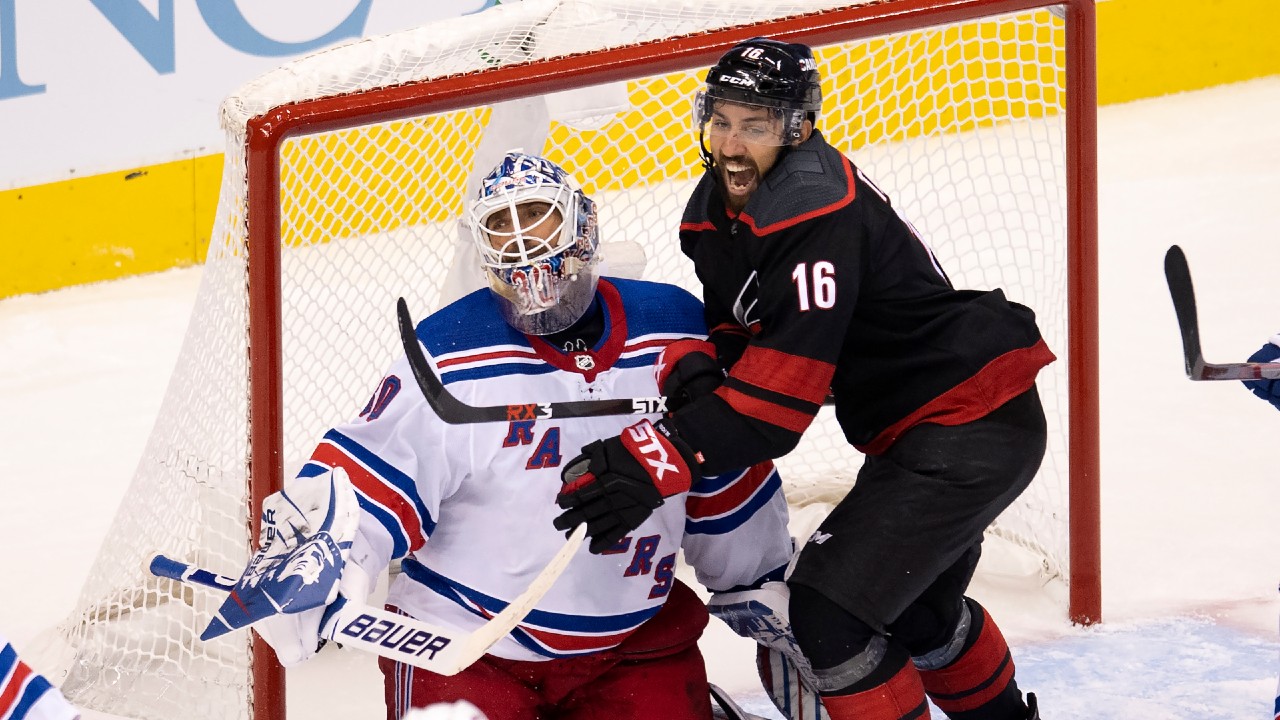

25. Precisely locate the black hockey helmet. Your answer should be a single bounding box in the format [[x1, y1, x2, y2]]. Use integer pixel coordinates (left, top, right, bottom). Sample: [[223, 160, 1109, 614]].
[[694, 37, 822, 144]]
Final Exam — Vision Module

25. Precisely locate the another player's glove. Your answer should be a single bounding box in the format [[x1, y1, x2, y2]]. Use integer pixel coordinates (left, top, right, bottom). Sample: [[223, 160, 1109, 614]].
[[554, 419, 699, 554], [203, 467, 372, 666], [1242, 333, 1280, 411], [655, 338, 724, 412]]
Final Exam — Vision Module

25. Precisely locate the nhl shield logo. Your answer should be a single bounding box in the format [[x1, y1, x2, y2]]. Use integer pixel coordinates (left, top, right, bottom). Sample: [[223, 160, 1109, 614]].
[[574, 354, 596, 371]]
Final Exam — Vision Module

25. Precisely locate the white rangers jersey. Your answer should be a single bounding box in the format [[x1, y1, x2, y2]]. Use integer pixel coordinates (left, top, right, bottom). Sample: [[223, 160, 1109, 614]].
[[299, 278, 793, 662]]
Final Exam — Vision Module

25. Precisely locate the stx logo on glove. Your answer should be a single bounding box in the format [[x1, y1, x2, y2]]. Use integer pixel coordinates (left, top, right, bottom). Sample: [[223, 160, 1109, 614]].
[[624, 421, 681, 484], [337, 614, 454, 660]]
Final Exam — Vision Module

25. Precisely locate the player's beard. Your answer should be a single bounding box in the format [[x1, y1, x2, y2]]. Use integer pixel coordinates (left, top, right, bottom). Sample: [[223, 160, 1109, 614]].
[[715, 152, 760, 213]]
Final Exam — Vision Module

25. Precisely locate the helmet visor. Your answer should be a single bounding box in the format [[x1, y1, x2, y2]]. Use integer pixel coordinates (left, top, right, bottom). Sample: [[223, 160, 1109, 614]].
[[692, 90, 805, 146]]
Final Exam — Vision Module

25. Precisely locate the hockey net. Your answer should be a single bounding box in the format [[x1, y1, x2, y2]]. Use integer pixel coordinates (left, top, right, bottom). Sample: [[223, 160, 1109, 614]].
[[43, 0, 1097, 718]]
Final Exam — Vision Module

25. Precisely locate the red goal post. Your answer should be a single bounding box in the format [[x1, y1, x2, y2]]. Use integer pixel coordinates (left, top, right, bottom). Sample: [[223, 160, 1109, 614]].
[[48, 2, 1097, 719]]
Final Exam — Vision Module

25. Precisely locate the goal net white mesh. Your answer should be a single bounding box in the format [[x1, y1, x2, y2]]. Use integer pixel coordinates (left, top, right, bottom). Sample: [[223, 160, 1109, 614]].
[[42, 1, 1085, 717]]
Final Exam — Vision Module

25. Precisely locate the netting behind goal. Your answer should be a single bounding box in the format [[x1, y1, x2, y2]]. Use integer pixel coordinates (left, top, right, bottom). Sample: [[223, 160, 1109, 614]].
[[44, 1, 1097, 718]]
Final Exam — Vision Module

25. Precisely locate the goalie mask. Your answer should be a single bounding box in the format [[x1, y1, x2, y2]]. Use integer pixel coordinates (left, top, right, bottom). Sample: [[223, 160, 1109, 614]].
[[693, 37, 822, 147], [468, 152, 601, 335]]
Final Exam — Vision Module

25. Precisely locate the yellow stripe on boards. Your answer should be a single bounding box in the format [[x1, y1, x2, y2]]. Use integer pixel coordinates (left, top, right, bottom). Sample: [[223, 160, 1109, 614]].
[[1096, 0, 1280, 105], [1, 156, 221, 298]]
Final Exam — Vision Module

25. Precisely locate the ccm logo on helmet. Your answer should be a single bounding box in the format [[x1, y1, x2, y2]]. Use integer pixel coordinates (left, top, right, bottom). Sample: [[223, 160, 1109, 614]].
[[717, 74, 754, 86]]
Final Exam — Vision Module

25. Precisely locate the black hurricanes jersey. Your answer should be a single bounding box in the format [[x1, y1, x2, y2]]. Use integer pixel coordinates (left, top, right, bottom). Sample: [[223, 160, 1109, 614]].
[[669, 130, 1055, 474]]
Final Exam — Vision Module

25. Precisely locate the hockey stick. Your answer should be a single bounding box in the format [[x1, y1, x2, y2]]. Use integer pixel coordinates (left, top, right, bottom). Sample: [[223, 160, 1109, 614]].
[[148, 524, 586, 676], [397, 296, 669, 423], [397, 297, 833, 424], [1163, 245, 1280, 381], [709, 683, 771, 720]]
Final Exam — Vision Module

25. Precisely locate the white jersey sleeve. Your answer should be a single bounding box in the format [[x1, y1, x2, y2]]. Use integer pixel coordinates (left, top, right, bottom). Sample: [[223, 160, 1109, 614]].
[[296, 347, 453, 577], [682, 461, 793, 592]]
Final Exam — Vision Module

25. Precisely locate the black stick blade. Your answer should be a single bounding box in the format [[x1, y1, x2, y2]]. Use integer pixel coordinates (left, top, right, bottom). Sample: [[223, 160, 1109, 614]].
[[1163, 245, 1205, 379], [1163, 246, 1280, 381]]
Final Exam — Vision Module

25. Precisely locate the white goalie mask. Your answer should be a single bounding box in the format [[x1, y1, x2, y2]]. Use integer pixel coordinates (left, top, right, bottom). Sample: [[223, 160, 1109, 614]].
[[467, 152, 600, 335]]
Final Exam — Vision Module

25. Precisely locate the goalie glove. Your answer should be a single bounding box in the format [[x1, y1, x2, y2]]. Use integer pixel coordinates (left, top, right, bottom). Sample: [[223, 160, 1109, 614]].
[[203, 467, 368, 666], [654, 338, 724, 412], [1243, 332, 1280, 411], [708, 581, 828, 720], [554, 419, 698, 554]]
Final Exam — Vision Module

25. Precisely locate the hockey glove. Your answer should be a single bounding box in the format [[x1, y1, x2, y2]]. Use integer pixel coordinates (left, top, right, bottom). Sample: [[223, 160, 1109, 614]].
[[1242, 333, 1280, 411], [554, 419, 699, 554], [203, 467, 369, 666], [655, 338, 724, 412]]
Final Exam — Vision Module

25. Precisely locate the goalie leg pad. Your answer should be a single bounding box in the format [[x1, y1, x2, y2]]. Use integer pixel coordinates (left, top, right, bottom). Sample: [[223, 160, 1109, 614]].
[[756, 644, 828, 720], [709, 581, 827, 720]]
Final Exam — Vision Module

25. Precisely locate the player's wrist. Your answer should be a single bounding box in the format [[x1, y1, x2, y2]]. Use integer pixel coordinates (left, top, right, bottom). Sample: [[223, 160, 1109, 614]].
[[652, 417, 702, 472], [656, 339, 724, 411]]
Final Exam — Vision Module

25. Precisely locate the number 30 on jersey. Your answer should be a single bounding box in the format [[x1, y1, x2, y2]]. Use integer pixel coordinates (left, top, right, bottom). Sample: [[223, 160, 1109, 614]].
[[791, 261, 836, 311]]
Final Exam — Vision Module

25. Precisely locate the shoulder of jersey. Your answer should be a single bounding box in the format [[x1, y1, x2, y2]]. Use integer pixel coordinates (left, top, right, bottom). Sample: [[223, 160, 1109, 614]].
[[742, 133, 857, 235], [606, 277, 707, 338], [415, 288, 526, 357], [681, 173, 719, 227]]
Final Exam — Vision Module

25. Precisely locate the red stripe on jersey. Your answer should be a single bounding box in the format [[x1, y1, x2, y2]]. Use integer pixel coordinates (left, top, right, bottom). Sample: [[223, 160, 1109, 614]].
[[686, 463, 774, 519], [437, 347, 539, 368], [680, 220, 717, 233], [0, 656, 34, 715], [527, 280, 628, 383], [519, 624, 638, 654], [714, 386, 815, 434], [710, 322, 750, 338], [857, 338, 1055, 455], [468, 602, 640, 655], [624, 338, 677, 354], [310, 443, 427, 551], [732, 345, 833, 405], [738, 155, 857, 236]]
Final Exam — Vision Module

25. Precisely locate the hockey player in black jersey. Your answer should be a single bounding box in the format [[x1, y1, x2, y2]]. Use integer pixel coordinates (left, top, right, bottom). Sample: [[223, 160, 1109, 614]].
[[555, 38, 1050, 720]]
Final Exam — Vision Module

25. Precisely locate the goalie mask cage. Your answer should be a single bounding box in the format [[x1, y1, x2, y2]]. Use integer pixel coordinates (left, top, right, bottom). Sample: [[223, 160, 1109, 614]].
[[45, 0, 1098, 718]]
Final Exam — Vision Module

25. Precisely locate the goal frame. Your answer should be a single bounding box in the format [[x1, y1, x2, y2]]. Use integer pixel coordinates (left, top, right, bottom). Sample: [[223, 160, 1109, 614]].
[[242, 0, 1099, 714]]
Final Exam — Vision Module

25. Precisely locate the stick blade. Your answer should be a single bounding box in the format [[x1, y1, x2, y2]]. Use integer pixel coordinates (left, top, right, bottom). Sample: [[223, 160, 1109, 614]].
[[1163, 245, 1205, 378]]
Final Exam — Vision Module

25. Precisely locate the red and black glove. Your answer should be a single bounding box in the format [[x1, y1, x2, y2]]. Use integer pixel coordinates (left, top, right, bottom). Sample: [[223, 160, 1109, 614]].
[[554, 419, 700, 554], [654, 338, 724, 412]]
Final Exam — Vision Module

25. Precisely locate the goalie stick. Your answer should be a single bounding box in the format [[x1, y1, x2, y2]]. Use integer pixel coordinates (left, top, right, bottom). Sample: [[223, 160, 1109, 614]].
[[1163, 245, 1280, 381], [148, 524, 586, 676], [397, 297, 833, 424], [709, 683, 771, 720]]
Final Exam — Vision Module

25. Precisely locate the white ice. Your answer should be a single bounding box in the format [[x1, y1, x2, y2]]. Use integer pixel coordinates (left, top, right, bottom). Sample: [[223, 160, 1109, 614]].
[[2, 76, 1279, 719]]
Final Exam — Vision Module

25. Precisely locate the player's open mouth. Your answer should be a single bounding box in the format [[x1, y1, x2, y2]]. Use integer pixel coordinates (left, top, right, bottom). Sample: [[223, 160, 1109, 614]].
[[722, 161, 757, 195]]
